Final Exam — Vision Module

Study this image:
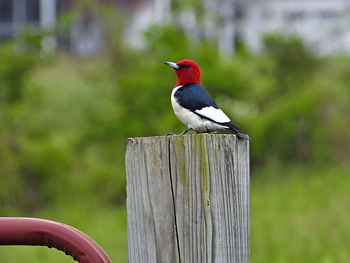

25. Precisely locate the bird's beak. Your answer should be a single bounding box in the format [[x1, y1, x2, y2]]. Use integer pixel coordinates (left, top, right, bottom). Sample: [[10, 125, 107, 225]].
[[164, 61, 180, 69]]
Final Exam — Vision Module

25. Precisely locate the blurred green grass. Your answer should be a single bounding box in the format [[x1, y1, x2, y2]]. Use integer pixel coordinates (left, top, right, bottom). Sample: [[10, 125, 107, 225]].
[[251, 166, 350, 263], [1, 167, 349, 262]]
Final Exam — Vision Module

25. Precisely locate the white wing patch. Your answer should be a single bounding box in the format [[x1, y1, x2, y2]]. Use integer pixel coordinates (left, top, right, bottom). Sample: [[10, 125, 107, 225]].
[[195, 106, 230, 123]]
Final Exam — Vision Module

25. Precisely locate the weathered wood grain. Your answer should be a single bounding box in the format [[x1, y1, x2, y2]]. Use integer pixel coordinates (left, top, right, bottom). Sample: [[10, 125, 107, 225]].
[[126, 134, 249, 263], [126, 136, 179, 263]]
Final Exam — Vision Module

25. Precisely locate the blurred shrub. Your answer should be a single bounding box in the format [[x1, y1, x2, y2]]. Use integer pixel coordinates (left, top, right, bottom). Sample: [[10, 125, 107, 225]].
[[0, 43, 37, 103], [263, 34, 319, 92], [0, 26, 47, 104], [249, 34, 326, 163]]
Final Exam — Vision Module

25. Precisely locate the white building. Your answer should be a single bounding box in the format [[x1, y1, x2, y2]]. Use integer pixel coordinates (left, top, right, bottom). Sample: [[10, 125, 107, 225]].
[[0, 0, 55, 39], [1, 0, 350, 56], [237, 0, 350, 55], [0, 0, 103, 55], [126, 0, 350, 55]]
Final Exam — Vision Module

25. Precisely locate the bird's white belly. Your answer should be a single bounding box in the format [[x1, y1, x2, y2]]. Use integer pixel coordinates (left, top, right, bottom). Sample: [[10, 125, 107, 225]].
[[171, 87, 224, 132]]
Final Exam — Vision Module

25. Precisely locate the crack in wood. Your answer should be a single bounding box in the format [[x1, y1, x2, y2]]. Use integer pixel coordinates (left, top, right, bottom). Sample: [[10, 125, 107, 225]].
[[168, 137, 182, 263]]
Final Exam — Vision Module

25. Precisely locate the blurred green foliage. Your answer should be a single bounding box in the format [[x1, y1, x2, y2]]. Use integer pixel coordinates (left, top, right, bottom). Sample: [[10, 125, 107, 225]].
[[263, 34, 319, 90], [1, 4, 350, 261], [0, 43, 37, 103], [1, 24, 350, 212]]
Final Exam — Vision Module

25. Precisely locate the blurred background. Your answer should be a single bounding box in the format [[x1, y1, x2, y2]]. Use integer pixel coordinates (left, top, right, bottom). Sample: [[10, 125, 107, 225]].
[[1, 0, 350, 262]]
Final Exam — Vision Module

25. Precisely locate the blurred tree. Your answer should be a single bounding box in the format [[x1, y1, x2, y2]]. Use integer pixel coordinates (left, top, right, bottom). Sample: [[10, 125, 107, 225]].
[[263, 34, 319, 94], [0, 43, 36, 103]]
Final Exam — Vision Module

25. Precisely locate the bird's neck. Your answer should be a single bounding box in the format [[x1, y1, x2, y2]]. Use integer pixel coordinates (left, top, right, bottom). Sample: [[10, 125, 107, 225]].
[[175, 82, 200, 88], [176, 80, 201, 87]]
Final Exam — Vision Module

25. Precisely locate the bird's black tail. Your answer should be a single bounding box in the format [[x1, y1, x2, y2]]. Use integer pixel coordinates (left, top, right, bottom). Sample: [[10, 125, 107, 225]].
[[224, 122, 250, 140]]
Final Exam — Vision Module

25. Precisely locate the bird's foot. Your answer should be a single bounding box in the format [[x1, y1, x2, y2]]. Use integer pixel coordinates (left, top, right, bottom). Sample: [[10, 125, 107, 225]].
[[168, 128, 193, 136], [180, 128, 192, 135]]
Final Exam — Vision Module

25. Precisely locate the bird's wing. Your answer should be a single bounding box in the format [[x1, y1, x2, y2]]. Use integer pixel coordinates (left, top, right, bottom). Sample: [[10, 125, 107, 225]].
[[195, 107, 230, 123], [174, 83, 231, 124]]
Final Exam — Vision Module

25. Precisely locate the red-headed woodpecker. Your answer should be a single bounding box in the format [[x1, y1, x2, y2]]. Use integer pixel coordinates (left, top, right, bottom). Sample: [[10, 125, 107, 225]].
[[165, 59, 249, 140]]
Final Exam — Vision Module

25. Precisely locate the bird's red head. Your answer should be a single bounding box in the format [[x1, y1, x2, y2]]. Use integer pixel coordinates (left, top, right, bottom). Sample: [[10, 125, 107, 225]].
[[165, 59, 201, 87]]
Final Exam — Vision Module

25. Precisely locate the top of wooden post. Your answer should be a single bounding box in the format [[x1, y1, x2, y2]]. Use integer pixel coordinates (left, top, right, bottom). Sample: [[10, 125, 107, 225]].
[[127, 133, 249, 147]]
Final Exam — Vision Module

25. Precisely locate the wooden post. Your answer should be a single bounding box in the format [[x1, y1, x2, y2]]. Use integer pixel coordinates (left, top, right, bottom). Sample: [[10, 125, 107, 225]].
[[126, 134, 249, 263]]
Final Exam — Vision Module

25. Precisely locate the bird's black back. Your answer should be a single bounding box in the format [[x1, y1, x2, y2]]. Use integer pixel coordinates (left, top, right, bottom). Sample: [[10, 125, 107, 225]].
[[174, 83, 218, 111]]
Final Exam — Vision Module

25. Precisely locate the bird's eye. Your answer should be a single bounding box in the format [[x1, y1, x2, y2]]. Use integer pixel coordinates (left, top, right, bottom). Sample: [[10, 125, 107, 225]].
[[183, 65, 190, 68]]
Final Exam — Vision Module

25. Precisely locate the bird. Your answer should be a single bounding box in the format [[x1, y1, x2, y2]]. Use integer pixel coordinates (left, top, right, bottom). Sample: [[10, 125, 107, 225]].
[[164, 59, 249, 140]]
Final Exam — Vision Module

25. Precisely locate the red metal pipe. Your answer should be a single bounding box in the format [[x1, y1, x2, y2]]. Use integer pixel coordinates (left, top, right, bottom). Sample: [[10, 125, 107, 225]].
[[0, 217, 112, 263]]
